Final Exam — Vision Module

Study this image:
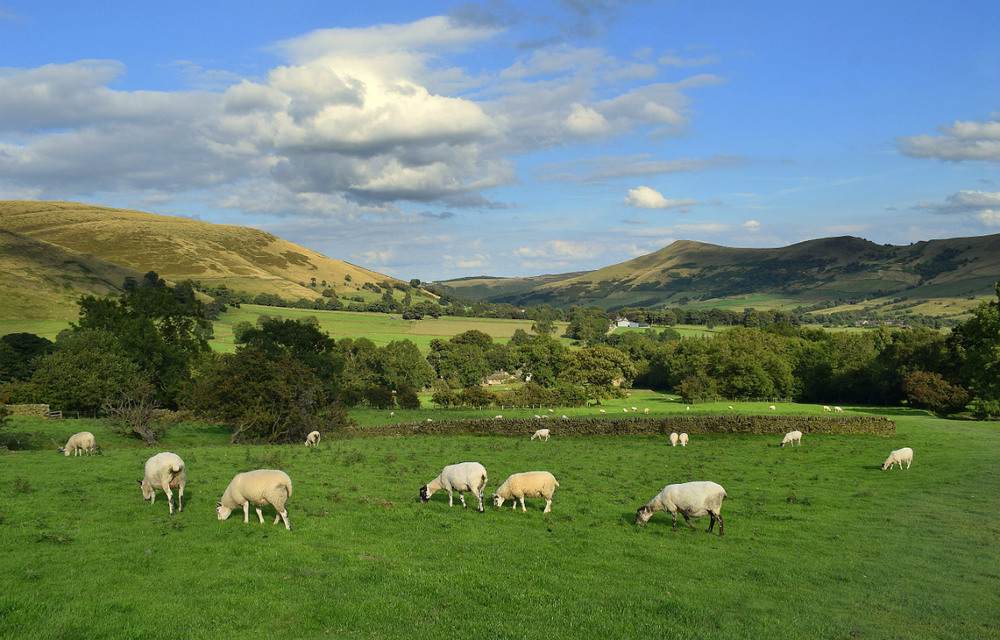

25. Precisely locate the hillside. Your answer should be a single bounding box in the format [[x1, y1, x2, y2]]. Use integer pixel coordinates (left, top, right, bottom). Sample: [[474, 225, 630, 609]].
[[0, 201, 405, 320], [436, 235, 1000, 319]]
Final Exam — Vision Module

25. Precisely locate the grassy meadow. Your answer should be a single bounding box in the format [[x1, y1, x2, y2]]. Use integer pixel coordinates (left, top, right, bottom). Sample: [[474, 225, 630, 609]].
[[1, 405, 997, 640]]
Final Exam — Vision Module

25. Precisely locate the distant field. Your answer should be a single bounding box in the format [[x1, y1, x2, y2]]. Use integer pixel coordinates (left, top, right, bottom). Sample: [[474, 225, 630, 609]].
[[1, 406, 995, 639]]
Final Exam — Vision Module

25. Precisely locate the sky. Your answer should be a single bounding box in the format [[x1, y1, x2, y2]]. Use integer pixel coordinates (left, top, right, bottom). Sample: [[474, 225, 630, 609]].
[[1, 1, 999, 283]]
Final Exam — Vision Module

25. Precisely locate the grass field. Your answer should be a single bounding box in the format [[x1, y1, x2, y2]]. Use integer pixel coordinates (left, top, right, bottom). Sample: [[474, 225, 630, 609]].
[[1, 405, 997, 640]]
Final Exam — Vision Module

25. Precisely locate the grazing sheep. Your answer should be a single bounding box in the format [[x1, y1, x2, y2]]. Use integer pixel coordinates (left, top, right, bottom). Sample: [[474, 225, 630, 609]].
[[643, 408, 649, 415], [679, 432, 689, 447], [531, 428, 551, 442], [835, 406, 844, 413], [631, 406, 638, 411], [670, 432, 679, 447], [881, 447, 914, 471], [534, 414, 542, 419], [419, 462, 488, 512], [823, 406, 832, 412], [216, 469, 293, 530], [728, 405, 734, 410], [137, 452, 186, 515], [636, 480, 727, 536], [495, 415, 503, 419], [686, 406, 690, 411], [390, 411, 395, 418], [304, 430, 321, 447], [781, 430, 802, 447], [599, 409, 607, 414], [769, 405, 777, 411], [561, 414, 569, 419], [492, 471, 560, 513], [58, 431, 96, 457], [623, 408, 629, 413], [548, 408, 554, 413]]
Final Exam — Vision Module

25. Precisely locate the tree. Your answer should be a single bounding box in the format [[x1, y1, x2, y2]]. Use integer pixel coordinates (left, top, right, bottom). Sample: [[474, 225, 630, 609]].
[[102, 383, 163, 445], [0, 333, 55, 382], [902, 370, 970, 415], [558, 345, 636, 405], [948, 282, 1000, 417]]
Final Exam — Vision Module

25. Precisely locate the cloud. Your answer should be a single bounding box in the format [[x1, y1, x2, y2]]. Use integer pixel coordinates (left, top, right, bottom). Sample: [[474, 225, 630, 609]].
[[624, 186, 697, 210], [742, 219, 761, 231], [536, 153, 746, 183], [914, 190, 1000, 215], [513, 239, 604, 260], [898, 115, 1000, 162]]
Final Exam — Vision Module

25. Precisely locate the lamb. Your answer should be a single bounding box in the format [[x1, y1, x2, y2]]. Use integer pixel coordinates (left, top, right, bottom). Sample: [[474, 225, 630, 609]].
[[304, 430, 321, 447], [492, 471, 560, 513], [679, 432, 689, 446], [670, 432, 679, 447], [216, 469, 293, 530], [881, 447, 914, 471], [57, 431, 96, 457], [635, 480, 727, 536], [531, 428, 550, 441], [780, 430, 802, 447], [137, 452, 186, 515], [419, 462, 488, 512]]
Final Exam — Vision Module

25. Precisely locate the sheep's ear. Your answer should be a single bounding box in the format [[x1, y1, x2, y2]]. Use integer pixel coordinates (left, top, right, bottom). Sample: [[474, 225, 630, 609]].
[[216, 501, 223, 507], [136, 479, 143, 486]]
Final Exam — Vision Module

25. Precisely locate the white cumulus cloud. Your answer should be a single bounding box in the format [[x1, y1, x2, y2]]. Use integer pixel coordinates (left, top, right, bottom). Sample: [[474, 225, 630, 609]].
[[624, 186, 697, 210]]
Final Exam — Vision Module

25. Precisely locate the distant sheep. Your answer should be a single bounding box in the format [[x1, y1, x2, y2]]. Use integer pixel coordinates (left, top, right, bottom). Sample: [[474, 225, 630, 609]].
[[631, 406, 638, 411], [769, 405, 776, 411], [304, 431, 321, 447], [643, 408, 649, 415], [420, 462, 488, 512], [623, 408, 628, 413], [636, 480, 727, 536], [835, 406, 844, 413], [881, 447, 913, 471], [670, 432, 679, 447], [823, 406, 832, 412], [780, 430, 802, 447], [217, 469, 293, 530], [58, 431, 95, 457], [728, 406, 734, 410], [492, 471, 559, 513], [531, 428, 550, 442], [599, 409, 606, 414], [138, 452, 186, 515], [679, 432, 689, 447]]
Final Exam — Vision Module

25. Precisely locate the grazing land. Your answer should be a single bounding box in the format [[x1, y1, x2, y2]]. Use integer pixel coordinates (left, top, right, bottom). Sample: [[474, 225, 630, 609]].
[[0, 406, 996, 639]]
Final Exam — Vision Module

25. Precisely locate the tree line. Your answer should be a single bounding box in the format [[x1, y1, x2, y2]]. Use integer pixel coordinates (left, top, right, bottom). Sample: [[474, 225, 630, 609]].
[[2, 274, 997, 445]]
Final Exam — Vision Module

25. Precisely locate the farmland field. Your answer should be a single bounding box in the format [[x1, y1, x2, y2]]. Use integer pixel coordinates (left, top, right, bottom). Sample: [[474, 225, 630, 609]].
[[0, 407, 997, 639]]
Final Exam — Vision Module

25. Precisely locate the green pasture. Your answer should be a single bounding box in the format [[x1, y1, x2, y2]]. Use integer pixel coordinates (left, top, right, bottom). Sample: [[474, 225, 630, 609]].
[[1, 408, 996, 639]]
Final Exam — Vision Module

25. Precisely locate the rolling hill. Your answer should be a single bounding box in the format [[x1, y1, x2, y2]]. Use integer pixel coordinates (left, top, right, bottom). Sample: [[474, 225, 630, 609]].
[[436, 235, 1000, 320], [0, 201, 405, 321]]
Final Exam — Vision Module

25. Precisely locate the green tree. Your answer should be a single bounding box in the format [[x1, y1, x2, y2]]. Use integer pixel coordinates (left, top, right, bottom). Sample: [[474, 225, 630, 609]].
[[948, 282, 1000, 417], [902, 370, 970, 415], [558, 345, 636, 405], [377, 340, 435, 390], [0, 333, 55, 382]]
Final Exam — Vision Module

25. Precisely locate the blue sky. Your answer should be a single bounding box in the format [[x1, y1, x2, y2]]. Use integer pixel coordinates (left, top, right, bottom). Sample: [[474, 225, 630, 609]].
[[2, 1, 998, 282]]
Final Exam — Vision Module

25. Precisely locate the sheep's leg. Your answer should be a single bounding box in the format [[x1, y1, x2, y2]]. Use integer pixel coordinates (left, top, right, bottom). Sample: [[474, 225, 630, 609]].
[[519, 497, 526, 512], [671, 512, 678, 531], [458, 492, 468, 508], [448, 490, 454, 507], [716, 513, 724, 537], [242, 502, 251, 523], [164, 487, 173, 515], [178, 487, 183, 513], [707, 513, 716, 533], [255, 506, 265, 523], [681, 513, 696, 531], [543, 498, 552, 513], [275, 510, 291, 530]]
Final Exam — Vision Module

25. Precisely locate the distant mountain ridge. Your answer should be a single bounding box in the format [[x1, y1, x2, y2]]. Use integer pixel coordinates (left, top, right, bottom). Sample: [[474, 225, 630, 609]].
[[435, 234, 1000, 320], [0, 200, 403, 321]]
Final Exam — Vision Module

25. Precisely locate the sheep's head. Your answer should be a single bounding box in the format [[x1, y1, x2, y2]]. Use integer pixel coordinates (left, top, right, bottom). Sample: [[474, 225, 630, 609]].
[[491, 494, 503, 508], [635, 505, 654, 525], [138, 479, 153, 501], [418, 485, 431, 503], [57, 446, 67, 456], [216, 502, 233, 520]]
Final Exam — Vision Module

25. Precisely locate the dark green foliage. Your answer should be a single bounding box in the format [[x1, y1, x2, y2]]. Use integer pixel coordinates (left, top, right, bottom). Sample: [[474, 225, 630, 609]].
[[0, 333, 55, 382], [903, 370, 970, 415]]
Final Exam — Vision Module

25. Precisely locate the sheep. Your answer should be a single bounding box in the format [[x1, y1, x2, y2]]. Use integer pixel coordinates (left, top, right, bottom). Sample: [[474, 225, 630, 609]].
[[823, 406, 832, 412], [495, 415, 503, 419], [216, 469, 293, 530], [419, 462, 488, 512], [623, 408, 628, 413], [835, 406, 844, 413], [561, 414, 569, 419], [304, 430, 321, 447], [492, 471, 559, 513], [643, 407, 649, 415], [881, 447, 914, 471], [728, 405, 734, 410], [635, 480, 727, 536], [531, 428, 550, 441], [57, 431, 96, 457], [769, 404, 777, 411], [599, 409, 607, 414], [670, 432, 679, 447], [137, 452, 186, 515], [780, 430, 802, 447], [390, 411, 395, 418], [631, 406, 638, 411], [679, 432, 689, 447]]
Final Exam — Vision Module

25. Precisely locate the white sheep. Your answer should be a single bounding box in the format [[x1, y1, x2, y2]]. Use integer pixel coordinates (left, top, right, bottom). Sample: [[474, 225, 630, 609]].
[[728, 405, 734, 410], [780, 430, 802, 447], [599, 409, 607, 414], [835, 406, 844, 413], [492, 471, 560, 513], [769, 405, 777, 411], [531, 428, 550, 441], [390, 411, 395, 418], [643, 408, 649, 415], [495, 415, 503, 419], [216, 469, 293, 530], [823, 406, 832, 412], [679, 432, 689, 446], [304, 430, 321, 447], [419, 462, 488, 512], [631, 406, 638, 411], [635, 480, 727, 536], [670, 432, 679, 447], [623, 408, 628, 413], [881, 447, 914, 471], [58, 431, 96, 457], [137, 452, 186, 515]]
